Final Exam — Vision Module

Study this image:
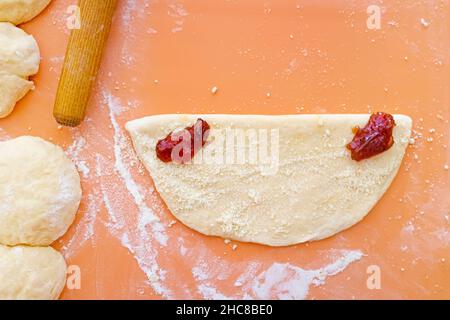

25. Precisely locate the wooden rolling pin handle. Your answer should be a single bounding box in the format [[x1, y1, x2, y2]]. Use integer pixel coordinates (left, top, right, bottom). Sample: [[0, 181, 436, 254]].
[[53, 0, 118, 127]]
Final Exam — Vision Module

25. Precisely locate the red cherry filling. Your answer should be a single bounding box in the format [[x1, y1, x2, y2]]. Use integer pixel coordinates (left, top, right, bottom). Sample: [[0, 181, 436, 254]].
[[347, 112, 396, 161], [156, 118, 210, 164]]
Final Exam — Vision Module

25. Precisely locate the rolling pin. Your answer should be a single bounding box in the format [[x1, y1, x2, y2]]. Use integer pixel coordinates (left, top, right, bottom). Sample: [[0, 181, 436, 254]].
[[53, 0, 118, 127]]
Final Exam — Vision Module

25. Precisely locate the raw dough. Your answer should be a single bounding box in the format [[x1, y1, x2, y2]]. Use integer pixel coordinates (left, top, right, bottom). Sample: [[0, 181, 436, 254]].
[[0, 71, 33, 118], [0, 136, 82, 246], [0, 22, 40, 78], [0, 0, 51, 25], [0, 22, 39, 117], [0, 245, 66, 300], [127, 114, 412, 246]]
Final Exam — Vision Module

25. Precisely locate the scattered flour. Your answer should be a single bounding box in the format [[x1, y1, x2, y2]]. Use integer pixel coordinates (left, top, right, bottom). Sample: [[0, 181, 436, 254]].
[[432, 228, 450, 246], [168, 2, 189, 33], [191, 257, 232, 299], [105, 92, 167, 246], [197, 284, 231, 300], [48, 55, 64, 64], [251, 250, 364, 299], [402, 223, 416, 234], [66, 134, 90, 178], [61, 134, 97, 258], [0, 128, 10, 140], [101, 91, 171, 297], [118, 0, 155, 66], [234, 262, 261, 288], [61, 193, 100, 259]]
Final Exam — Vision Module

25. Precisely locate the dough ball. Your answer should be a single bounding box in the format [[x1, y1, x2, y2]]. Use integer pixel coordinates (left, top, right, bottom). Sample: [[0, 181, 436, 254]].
[[0, 0, 51, 25], [0, 245, 66, 300], [0, 22, 40, 78], [0, 136, 82, 246], [0, 71, 33, 118]]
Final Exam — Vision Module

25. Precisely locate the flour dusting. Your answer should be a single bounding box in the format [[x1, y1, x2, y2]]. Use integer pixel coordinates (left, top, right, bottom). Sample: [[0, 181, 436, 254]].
[[251, 250, 364, 299], [168, 2, 189, 33], [192, 259, 231, 299], [105, 92, 168, 246], [66, 134, 90, 178], [100, 91, 171, 297], [61, 193, 99, 259], [61, 134, 97, 258]]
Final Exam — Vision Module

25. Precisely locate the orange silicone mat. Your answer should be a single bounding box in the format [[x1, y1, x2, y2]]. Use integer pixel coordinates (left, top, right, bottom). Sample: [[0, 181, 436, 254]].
[[1, 0, 449, 299]]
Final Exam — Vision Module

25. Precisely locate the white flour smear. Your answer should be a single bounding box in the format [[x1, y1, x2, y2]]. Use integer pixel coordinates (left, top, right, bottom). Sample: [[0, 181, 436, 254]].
[[100, 92, 172, 297], [189, 248, 363, 300], [250, 250, 364, 299], [168, 1, 189, 33], [234, 262, 262, 287], [118, 0, 154, 66], [192, 257, 232, 299], [66, 133, 90, 178], [58, 88, 173, 296], [105, 92, 168, 246], [61, 133, 98, 258], [61, 193, 100, 259]]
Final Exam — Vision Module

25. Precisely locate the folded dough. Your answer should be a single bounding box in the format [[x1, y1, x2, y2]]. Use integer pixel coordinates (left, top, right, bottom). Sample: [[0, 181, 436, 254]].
[[0, 22, 39, 118], [0, 72, 33, 118], [127, 114, 412, 246], [0, 22, 40, 78], [0, 0, 51, 25]]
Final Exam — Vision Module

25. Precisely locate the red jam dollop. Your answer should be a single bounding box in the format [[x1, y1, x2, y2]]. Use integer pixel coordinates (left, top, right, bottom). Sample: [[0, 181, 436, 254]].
[[347, 112, 396, 161], [156, 118, 210, 163]]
